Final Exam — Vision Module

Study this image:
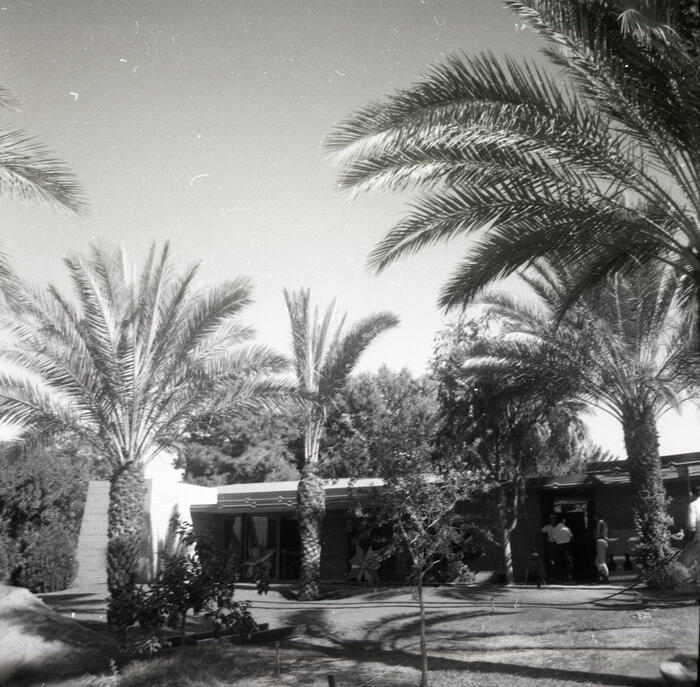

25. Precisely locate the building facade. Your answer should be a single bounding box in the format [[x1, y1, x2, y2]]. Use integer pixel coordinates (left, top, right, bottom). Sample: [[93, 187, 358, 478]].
[[74, 452, 700, 587]]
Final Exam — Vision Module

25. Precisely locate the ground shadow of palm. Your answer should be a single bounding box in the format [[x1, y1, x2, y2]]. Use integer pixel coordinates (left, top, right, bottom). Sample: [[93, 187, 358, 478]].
[[284, 639, 659, 686]]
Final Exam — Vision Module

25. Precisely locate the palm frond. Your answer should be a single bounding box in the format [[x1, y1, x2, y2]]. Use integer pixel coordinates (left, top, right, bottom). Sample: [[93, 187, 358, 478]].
[[0, 243, 285, 466], [319, 312, 400, 400], [0, 128, 87, 213]]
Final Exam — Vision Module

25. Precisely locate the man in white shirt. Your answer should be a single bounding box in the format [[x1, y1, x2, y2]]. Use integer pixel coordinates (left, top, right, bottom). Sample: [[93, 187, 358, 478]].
[[552, 517, 574, 582], [686, 486, 700, 583]]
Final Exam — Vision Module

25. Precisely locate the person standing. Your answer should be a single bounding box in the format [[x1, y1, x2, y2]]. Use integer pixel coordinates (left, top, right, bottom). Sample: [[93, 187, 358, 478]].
[[552, 516, 574, 583], [686, 485, 700, 582], [593, 512, 610, 583]]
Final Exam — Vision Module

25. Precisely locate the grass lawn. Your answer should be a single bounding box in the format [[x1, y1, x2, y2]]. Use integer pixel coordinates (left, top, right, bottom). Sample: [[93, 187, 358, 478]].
[[28, 583, 700, 686]]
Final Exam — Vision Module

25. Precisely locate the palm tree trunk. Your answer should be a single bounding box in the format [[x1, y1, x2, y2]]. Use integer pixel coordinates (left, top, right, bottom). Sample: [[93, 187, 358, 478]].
[[621, 405, 674, 587], [106, 460, 146, 595], [297, 463, 325, 600], [497, 486, 516, 585]]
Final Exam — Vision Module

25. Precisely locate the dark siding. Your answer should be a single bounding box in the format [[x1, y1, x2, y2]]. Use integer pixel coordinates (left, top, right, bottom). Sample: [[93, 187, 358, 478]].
[[320, 509, 349, 580]]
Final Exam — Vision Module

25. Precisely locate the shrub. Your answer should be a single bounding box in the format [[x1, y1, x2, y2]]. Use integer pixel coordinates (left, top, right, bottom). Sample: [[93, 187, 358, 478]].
[[108, 519, 257, 650], [0, 528, 17, 584], [0, 440, 98, 591], [16, 522, 77, 592]]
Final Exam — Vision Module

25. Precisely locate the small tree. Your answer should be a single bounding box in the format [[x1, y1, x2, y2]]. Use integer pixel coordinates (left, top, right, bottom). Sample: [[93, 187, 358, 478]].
[[373, 454, 490, 687], [109, 519, 256, 650]]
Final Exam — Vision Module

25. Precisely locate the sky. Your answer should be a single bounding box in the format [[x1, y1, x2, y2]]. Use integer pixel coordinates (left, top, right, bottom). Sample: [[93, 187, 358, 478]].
[[0, 0, 696, 457]]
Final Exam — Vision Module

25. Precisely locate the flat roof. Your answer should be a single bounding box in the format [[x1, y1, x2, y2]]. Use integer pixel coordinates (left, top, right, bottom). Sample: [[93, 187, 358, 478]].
[[192, 476, 387, 514]]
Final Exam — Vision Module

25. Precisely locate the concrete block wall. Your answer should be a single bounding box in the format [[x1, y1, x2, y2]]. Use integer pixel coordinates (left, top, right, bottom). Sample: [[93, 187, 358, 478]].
[[73, 480, 109, 586]]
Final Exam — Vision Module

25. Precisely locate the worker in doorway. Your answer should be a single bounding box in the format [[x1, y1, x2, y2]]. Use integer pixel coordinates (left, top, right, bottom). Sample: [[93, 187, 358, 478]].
[[552, 515, 574, 583], [686, 485, 700, 583], [593, 512, 610, 583]]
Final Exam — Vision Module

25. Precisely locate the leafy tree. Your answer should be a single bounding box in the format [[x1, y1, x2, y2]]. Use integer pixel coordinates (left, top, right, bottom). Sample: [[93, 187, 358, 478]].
[[284, 288, 398, 600], [371, 452, 490, 687], [0, 84, 86, 212], [325, 1, 700, 330], [432, 314, 591, 584], [178, 408, 302, 485], [471, 262, 696, 584], [0, 244, 288, 611], [322, 366, 437, 478]]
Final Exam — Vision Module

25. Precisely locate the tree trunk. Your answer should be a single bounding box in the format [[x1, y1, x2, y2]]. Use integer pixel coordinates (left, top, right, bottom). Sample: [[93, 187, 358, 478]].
[[106, 460, 146, 595], [621, 404, 674, 587], [297, 464, 326, 600], [497, 486, 516, 585], [417, 573, 429, 687]]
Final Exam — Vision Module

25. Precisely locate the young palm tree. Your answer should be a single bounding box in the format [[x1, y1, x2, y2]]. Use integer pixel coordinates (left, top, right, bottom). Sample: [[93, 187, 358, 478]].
[[0, 243, 288, 601], [325, 1, 700, 322], [0, 84, 86, 213], [284, 288, 398, 600], [468, 263, 696, 582]]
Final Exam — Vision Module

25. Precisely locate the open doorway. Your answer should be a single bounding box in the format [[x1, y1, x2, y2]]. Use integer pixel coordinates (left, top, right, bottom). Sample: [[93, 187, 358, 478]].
[[552, 499, 594, 581]]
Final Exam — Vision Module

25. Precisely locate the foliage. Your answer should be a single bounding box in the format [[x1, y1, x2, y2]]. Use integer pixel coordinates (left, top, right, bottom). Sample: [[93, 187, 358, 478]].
[[431, 313, 593, 583], [0, 526, 15, 584], [0, 440, 97, 591], [369, 452, 491, 687], [432, 314, 592, 479], [325, 1, 700, 328], [322, 366, 437, 478], [0, 243, 290, 467], [18, 522, 78, 593], [469, 263, 695, 583], [0, 243, 290, 604], [109, 519, 256, 649], [178, 408, 302, 486], [0, 84, 86, 213], [374, 461, 491, 585], [284, 287, 398, 600]]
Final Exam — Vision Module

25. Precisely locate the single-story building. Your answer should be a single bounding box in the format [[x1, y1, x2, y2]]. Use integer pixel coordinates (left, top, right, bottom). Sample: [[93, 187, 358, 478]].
[[73, 451, 700, 586]]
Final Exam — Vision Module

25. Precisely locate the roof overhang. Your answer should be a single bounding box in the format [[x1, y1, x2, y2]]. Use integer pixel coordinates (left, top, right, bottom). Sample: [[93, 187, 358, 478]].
[[191, 477, 386, 515]]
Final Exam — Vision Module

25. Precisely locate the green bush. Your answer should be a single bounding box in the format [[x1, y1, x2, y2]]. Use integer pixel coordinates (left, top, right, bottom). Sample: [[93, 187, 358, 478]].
[[16, 522, 78, 592], [0, 440, 98, 592], [0, 528, 17, 584], [108, 519, 257, 650]]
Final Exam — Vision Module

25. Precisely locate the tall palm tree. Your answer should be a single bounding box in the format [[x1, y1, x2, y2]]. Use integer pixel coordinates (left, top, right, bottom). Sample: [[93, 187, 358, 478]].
[[284, 288, 398, 600], [0, 84, 86, 213], [467, 262, 696, 582], [0, 243, 288, 603], [325, 1, 700, 324]]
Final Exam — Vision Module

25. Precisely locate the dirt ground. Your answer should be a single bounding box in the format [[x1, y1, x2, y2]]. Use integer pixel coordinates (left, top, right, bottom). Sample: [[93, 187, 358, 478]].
[[33, 581, 699, 686]]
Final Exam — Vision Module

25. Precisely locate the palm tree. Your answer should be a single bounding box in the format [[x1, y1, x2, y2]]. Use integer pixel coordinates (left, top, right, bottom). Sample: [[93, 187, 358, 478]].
[[467, 262, 696, 582], [284, 288, 398, 600], [0, 84, 86, 213], [325, 1, 700, 323], [0, 243, 288, 604]]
